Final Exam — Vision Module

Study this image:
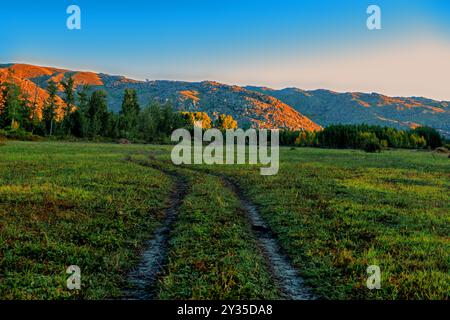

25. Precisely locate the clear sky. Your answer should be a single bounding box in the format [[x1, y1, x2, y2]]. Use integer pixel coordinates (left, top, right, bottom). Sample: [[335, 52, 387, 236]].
[[1, 0, 449, 100]]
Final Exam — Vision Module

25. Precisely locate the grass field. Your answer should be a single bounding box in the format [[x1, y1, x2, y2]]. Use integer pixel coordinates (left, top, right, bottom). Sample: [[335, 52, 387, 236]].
[[0, 141, 448, 299]]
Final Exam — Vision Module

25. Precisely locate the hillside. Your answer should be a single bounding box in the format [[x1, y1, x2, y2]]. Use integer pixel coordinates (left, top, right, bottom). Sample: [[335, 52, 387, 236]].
[[246, 86, 450, 136], [0, 65, 65, 119], [0, 64, 321, 131], [1, 63, 449, 135]]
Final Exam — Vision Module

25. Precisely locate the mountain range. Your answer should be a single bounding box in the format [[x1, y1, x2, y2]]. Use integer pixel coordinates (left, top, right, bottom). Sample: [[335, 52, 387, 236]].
[[1, 63, 449, 136]]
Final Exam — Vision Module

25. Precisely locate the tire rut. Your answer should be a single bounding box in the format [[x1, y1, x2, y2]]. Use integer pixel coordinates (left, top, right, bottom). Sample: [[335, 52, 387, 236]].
[[122, 157, 188, 300], [220, 177, 316, 300], [124, 155, 315, 300]]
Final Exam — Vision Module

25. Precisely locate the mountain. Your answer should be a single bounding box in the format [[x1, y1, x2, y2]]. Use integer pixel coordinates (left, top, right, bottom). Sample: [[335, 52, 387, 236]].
[[246, 86, 450, 137], [2, 63, 449, 136], [0, 64, 321, 131], [0, 64, 66, 118]]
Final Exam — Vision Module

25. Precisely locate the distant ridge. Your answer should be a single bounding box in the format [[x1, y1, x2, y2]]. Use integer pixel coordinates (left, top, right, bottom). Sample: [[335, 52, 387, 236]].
[[0, 63, 321, 131], [1, 63, 449, 136], [246, 86, 450, 137]]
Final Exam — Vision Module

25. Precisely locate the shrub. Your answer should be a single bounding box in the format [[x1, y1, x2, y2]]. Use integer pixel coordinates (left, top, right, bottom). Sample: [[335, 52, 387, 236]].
[[363, 140, 382, 153], [358, 132, 382, 153], [1, 128, 42, 141]]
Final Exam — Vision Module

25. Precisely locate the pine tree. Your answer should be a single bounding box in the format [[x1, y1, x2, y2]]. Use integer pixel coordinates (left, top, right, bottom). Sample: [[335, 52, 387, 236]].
[[0, 82, 22, 129], [137, 105, 157, 142], [73, 85, 90, 137], [19, 91, 33, 131], [87, 90, 109, 137], [119, 89, 140, 138], [42, 81, 58, 135], [61, 76, 75, 135]]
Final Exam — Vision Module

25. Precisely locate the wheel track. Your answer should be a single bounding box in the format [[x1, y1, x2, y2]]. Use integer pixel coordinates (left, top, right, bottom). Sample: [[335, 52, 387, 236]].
[[219, 176, 316, 300], [122, 157, 188, 300], [172, 158, 316, 300], [123, 154, 315, 300]]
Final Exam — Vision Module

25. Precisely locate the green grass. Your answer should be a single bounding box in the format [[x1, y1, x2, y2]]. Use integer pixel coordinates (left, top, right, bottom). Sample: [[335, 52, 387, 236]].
[[0, 141, 448, 300], [0, 142, 172, 299], [152, 167, 278, 299], [181, 147, 450, 299]]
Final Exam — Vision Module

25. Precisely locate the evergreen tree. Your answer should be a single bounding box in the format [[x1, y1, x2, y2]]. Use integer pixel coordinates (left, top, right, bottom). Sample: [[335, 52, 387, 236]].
[[137, 105, 158, 142], [61, 76, 75, 135], [42, 81, 58, 135], [119, 89, 140, 138], [0, 81, 21, 129], [411, 126, 443, 149], [87, 90, 109, 137], [72, 85, 90, 137], [19, 91, 33, 131]]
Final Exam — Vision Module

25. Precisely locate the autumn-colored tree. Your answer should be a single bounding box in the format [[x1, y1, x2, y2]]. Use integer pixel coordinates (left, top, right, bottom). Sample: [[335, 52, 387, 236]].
[[181, 111, 212, 129], [215, 114, 238, 130]]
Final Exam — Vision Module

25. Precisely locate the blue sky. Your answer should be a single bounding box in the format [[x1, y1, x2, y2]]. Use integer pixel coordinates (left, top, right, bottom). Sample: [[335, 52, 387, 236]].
[[1, 0, 449, 99]]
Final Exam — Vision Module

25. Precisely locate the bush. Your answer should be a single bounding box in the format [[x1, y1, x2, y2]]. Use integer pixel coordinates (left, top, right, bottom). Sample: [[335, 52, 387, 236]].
[[0, 135, 6, 146], [1, 128, 42, 141], [358, 132, 382, 153], [363, 140, 382, 153]]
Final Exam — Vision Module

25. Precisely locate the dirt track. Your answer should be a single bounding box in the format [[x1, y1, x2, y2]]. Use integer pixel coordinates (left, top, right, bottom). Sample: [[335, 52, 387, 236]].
[[123, 156, 314, 300]]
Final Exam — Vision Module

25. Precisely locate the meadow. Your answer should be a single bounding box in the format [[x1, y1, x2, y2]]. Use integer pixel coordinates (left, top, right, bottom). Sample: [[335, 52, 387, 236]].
[[0, 141, 448, 299]]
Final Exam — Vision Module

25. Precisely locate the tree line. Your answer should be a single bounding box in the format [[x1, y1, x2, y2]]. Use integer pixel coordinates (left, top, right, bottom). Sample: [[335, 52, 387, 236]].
[[0, 76, 238, 143], [0, 75, 446, 151], [279, 124, 445, 152]]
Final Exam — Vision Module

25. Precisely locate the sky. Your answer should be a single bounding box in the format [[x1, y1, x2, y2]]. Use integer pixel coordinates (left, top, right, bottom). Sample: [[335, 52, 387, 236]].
[[1, 0, 449, 100]]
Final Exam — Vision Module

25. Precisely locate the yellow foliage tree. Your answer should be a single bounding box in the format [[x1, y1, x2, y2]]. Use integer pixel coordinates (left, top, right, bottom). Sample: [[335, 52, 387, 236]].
[[181, 111, 212, 129], [215, 114, 238, 130]]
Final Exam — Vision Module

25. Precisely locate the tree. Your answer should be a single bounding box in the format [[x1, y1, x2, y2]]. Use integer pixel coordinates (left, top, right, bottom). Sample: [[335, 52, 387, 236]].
[[411, 126, 443, 149], [137, 105, 158, 142], [358, 132, 381, 153], [70, 85, 90, 137], [160, 103, 182, 135], [61, 76, 76, 135], [215, 114, 238, 130], [19, 91, 33, 132], [295, 130, 317, 147], [86, 90, 109, 137], [0, 79, 5, 112], [42, 81, 58, 135], [409, 134, 427, 149], [181, 111, 212, 129], [0, 81, 21, 129], [119, 89, 140, 138]]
